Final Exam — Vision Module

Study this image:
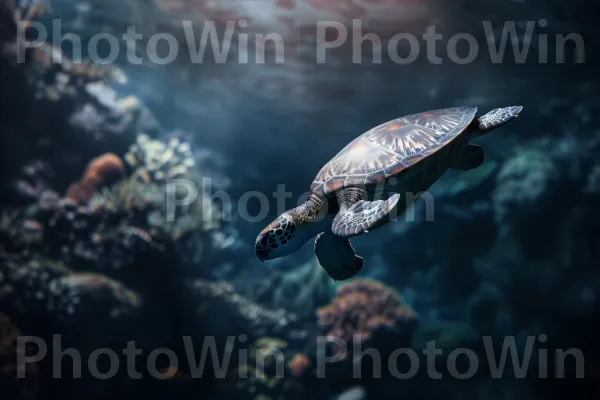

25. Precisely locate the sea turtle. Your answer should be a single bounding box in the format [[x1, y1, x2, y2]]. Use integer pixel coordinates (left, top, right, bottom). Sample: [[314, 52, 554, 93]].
[[255, 106, 523, 280]]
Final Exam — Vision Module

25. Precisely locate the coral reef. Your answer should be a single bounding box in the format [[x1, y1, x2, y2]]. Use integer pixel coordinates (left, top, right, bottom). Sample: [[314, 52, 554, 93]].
[[0, 195, 171, 293], [0, 255, 142, 329], [124, 133, 196, 184], [87, 133, 235, 277], [311, 279, 418, 397], [316, 279, 417, 348], [220, 337, 311, 400], [0, 252, 173, 400]]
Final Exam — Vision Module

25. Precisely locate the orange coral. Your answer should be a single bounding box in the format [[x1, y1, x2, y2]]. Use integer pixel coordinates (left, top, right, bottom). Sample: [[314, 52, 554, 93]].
[[66, 153, 125, 203], [287, 353, 310, 377], [316, 279, 417, 346]]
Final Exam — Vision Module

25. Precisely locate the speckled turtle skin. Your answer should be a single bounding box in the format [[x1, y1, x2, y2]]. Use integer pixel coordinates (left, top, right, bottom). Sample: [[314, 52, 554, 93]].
[[310, 107, 479, 204]]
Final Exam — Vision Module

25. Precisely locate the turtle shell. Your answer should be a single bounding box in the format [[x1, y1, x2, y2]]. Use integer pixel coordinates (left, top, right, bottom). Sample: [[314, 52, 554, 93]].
[[311, 107, 478, 195]]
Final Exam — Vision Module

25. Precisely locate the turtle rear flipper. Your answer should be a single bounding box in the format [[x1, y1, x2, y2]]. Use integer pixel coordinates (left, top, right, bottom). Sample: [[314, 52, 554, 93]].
[[477, 106, 523, 131], [314, 231, 363, 281]]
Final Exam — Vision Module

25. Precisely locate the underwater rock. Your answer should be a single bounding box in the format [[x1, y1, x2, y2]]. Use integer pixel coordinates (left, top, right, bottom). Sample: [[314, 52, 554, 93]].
[[0, 194, 174, 297], [492, 149, 562, 233], [0, 252, 170, 355], [66, 153, 126, 203], [182, 280, 296, 338], [0, 253, 171, 400], [316, 279, 417, 353], [250, 258, 333, 319], [0, 255, 141, 328], [0, 312, 39, 400]]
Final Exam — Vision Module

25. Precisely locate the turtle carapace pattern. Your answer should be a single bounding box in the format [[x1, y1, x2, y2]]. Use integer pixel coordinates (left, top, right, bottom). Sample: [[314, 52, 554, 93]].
[[255, 106, 523, 281]]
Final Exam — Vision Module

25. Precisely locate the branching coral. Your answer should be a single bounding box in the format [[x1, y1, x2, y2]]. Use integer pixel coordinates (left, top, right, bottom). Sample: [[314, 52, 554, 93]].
[[66, 153, 125, 203], [124, 133, 196, 184], [316, 279, 417, 347], [94, 134, 222, 234]]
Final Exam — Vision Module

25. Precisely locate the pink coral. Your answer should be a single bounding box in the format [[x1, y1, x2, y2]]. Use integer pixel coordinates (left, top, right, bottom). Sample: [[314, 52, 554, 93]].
[[316, 278, 417, 346]]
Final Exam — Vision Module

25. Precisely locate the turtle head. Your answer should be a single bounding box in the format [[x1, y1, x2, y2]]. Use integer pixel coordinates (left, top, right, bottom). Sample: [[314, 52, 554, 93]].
[[254, 212, 307, 261]]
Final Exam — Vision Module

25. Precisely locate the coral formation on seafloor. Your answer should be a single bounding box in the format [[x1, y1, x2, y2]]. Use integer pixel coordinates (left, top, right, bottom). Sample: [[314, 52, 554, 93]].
[[316, 279, 417, 349], [0, 194, 170, 286], [220, 337, 311, 400], [0, 255, 142, 327], [124, 133, 196, 184], [66, 153, 126, 203], [312, 279, 418, 397]]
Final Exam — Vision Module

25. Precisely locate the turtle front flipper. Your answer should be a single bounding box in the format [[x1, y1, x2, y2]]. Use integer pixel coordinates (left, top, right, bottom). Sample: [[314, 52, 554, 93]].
[[314, 231, 363, 281], [477, 106, 523, 131], [331, 188, 401, 237]]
